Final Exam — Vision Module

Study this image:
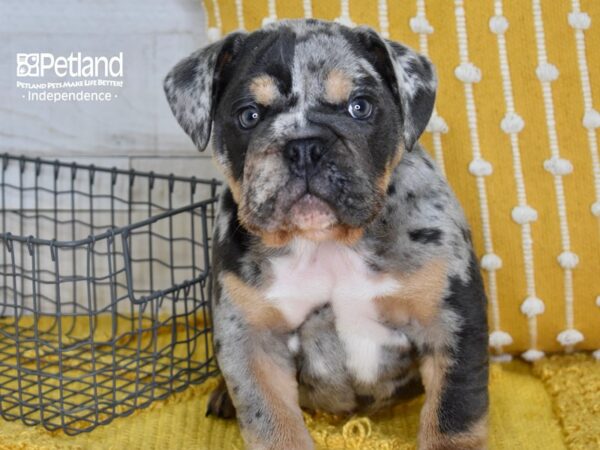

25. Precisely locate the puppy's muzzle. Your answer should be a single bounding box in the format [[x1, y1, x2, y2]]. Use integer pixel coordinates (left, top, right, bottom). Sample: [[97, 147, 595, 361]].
[[283, 137, 327, 179], [281, 137, 338, 232]]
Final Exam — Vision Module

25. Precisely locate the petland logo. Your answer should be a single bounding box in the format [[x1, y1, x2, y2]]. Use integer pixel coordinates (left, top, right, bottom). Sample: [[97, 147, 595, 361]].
[[16, 52, 124, 102], [16, 52, 123, 78]]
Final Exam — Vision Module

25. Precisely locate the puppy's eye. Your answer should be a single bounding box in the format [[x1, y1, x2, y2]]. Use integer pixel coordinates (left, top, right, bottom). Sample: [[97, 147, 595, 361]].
[[348, 98, 373, 120], [238, 106, 261, 129]]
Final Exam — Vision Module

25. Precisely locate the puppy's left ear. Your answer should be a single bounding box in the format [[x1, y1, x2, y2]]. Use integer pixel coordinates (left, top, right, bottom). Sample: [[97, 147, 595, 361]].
[[354, 28, 437, 151], [164, 32, 247, 151]]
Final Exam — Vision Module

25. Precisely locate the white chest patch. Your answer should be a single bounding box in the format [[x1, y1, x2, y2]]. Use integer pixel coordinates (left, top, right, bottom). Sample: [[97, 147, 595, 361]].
[[265, 239, 410, 384]]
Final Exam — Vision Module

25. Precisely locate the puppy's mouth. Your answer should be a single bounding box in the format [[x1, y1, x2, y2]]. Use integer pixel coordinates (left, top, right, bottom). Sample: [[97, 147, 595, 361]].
[[286, 194, 338, 232]]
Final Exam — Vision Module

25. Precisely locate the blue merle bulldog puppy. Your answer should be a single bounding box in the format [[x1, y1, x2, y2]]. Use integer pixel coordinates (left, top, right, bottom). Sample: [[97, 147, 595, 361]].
[[164, 19, 488, 450]]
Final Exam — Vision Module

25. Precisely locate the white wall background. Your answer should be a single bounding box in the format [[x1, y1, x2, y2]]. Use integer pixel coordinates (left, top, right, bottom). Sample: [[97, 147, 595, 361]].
[[0, 0, 218, 180]]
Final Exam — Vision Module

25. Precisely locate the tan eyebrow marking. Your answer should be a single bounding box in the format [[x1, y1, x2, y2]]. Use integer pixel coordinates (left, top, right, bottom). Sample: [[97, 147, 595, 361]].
[[249, 74, 280, 106], [324, 68, 354, 104]]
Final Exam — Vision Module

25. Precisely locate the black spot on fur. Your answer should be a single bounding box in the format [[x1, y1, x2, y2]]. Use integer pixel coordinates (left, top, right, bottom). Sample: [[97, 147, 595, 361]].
[[461, 227, 472, 244], [288, 93, 299, 108], [408, 227, 442, 245], [387, 184, 396, 195], [212, 189, 259, 278], [434, 203, 444, 211], [214, 339, 221, 354], [422, 156, 434, 170], [368, 261, 383, 272]]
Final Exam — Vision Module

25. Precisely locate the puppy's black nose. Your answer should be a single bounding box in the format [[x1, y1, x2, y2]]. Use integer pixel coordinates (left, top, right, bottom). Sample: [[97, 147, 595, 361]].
[[284, 138, 326, 177]]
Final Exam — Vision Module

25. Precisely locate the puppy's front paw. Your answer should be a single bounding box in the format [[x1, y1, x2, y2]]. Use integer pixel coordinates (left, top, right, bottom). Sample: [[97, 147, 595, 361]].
[[206, 380, 236, 419]]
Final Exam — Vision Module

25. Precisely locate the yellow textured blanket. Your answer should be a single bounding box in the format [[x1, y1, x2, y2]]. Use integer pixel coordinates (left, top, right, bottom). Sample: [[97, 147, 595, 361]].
[[1, 354, 599, 450]]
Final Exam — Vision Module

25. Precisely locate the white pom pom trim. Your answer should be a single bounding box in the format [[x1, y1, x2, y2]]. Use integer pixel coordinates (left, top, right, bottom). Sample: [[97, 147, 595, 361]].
[[522, 349, 545, 361], [557, 329, 584, 346], [410, 16, 434, 34], [334, 16, 355, 27], [557, 251, 579, 269], [207, 27, 222, 43], [455, 63, 482, 83], [490, 354, 513, 363], [489, 330, 513, 347], [536, 63, 559, 82], [520, 296, 545, 317], [469, 159, 493, 176], [583, 109, 600, 129], [426, 115, 449, 134], [501, 113, 525, 134], [489, 15, 509, 34], [481, 253, 502, 271], [592, 201, 600, 217], [544, 157, 573, 176], [409, 16, 433, 34], [596, 295, 600, 307], [511, 205, 538, 224], [568, 12, 591, 30], [262, 17, 277, 27], [594, 349, 600, 361]]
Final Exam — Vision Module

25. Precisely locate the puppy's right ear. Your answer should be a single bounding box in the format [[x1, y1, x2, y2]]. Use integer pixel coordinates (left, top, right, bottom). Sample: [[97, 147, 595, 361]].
[[163, 32, 246, 151]]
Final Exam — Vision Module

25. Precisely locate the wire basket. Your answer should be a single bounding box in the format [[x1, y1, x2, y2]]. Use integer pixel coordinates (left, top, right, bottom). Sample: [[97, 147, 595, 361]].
[[0, 154, 220, 435]]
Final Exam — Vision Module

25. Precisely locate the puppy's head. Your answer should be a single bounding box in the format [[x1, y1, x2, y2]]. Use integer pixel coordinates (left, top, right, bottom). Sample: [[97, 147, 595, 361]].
[[164, 20, 436, 246]]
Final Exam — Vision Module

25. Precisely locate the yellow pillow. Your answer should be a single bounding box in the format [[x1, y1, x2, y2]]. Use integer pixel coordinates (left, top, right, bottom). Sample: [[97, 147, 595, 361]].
[[201, 0, 600, 358]]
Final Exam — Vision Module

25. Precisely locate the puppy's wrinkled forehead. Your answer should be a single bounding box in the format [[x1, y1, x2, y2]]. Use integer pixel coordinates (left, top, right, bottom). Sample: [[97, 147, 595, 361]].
[[243, 24, 380, 110]]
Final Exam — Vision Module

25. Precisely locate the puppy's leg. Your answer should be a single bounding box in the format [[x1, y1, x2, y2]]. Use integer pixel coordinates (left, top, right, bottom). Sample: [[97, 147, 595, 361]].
[[419, 266, 489, 449], [213, 274, 313, 450], [418, 349, 487, 450]]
